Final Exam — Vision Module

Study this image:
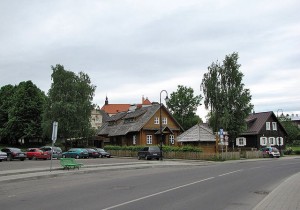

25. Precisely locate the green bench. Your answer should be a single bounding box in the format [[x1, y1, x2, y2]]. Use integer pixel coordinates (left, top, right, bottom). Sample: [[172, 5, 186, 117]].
[[60, 158, 84, 170]]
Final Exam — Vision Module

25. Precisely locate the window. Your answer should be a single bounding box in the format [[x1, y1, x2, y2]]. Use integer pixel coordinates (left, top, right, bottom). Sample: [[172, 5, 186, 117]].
[[133, 135, 136, 145], [146, 135, 152, 144], [169, 135, 175, 145], [154, 117, 159, 124], [236, 137, 246, 146], [272, 122, 277, 131], [276, 137, 283, 146], [269, 137, 275, 146], [260, 137, 267, 146], [162, 117, 167, 125], [266, 122, 271, 130]]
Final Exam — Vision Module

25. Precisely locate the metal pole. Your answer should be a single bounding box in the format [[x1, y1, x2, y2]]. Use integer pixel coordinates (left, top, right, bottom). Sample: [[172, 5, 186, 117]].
[[159, 90, 168, 161]]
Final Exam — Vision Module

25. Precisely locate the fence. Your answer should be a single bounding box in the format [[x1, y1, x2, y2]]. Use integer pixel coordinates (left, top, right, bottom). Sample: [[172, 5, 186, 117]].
[[108, 150, 246, 161]]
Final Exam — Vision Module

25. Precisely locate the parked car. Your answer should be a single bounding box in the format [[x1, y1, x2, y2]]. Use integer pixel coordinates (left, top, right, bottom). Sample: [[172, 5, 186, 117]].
[[0, 151, 7, 162], [86, 148, 100, 158], [1, 147, 26, 161], [137, 146, 161, 160], [26, 148, 50, 160], [40, 146, 62, 159], [260, 147, 280, 158], [95, 148, 111, 158], [62, 148, 89, 159]]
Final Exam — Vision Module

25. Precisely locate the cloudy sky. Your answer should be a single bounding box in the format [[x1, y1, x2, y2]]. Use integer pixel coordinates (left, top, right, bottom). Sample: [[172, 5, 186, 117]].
[[1, 0, 299, 120]]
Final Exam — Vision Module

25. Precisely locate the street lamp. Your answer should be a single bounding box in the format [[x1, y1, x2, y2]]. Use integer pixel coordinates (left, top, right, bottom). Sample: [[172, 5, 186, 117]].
[[160, 90, 169, 161]]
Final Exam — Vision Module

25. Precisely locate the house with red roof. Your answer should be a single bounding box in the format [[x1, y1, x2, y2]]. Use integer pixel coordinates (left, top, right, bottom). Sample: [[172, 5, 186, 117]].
[[101, 96, 152, 116]]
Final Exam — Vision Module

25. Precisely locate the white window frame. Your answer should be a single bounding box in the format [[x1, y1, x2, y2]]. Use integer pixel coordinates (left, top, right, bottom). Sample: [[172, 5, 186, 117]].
[[133, 135, 136, 145], [162, 117, 167, 125], [260, 137, 267, 146], [266, 122, 271, 130], [236, 137, 246, 146], [272, 122, 277, 131], [276, 137, 283, 146], [154, 117, 159, 125], [269, 137, 275, 146], [169, 135, 175, 145], [146, 135, 152, 145]]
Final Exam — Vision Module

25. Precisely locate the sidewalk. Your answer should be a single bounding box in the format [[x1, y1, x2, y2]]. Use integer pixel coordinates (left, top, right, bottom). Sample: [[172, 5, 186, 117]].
[[253, 171, 300, 210], [0, 160, 204, 183]]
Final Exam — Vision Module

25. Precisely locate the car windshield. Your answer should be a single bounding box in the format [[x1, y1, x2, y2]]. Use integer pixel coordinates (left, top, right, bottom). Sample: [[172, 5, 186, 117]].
[[272, 147, 279, 152], [149, 147, 160, 152]]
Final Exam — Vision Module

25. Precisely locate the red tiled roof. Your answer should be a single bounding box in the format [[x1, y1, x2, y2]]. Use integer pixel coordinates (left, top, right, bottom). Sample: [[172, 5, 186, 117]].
[[101, 104, 131, 115]]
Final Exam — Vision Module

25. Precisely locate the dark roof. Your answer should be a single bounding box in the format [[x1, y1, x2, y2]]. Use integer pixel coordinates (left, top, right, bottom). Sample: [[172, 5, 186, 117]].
[[241, 111, 287, 136], [98, 104, 183, 137], [242, 111, 273, 135]]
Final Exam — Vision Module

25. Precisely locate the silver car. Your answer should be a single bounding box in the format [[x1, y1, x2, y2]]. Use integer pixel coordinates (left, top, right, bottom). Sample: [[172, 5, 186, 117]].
[[0, 151, 7, 162]]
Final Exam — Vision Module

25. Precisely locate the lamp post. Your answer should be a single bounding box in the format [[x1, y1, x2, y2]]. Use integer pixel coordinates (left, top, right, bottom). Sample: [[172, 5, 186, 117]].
[[160, 90, 169, 161]]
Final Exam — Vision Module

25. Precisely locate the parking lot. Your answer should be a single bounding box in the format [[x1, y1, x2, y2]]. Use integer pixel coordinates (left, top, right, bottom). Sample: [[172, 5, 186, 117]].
[[0, 156, 140, 171]]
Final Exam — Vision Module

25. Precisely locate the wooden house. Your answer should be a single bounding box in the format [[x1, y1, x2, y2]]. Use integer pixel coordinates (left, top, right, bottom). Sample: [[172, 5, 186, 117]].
[[237, 111, 287, 150], [176, 123, 216, 153], [97, 103, 184, 146]]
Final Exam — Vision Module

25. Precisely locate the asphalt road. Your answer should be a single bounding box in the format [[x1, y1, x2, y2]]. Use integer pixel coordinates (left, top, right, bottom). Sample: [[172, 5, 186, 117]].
[[0, 158, 299, 210]]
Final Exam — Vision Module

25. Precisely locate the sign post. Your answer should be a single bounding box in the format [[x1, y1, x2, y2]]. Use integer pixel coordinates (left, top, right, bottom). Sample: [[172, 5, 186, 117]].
[[50, 121, 58, 172]]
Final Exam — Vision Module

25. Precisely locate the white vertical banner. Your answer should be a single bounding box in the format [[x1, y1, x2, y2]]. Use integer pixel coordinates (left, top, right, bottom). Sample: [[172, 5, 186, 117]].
[[51, 121, 58, 143]]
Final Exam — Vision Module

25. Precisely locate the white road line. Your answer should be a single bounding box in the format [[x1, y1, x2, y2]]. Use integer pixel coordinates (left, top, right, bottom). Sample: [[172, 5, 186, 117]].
[[102, 176, 215, 210], [218, 169, 243, 177]]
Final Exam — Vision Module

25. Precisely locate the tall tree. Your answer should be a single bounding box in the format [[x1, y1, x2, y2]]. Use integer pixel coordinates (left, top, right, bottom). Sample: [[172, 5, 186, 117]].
[[4, 81, 46, 144], [201, 52, 253, 141], [0, 85, 16, 144], [167, 85, 202, 130], [42, 64, 96, 144]]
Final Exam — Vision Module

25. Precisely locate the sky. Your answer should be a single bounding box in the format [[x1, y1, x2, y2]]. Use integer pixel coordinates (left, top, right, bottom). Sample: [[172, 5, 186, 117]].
[[0, 0, 299, 121]]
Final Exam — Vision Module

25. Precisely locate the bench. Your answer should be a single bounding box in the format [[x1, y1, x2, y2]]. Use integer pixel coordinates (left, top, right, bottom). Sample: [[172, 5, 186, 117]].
[[60, 158, 84, 170]]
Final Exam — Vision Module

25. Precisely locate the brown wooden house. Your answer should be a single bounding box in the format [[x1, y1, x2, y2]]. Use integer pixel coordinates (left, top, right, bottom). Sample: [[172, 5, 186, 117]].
[[237, 111, 287, 150], [97, 103, 184, 146]]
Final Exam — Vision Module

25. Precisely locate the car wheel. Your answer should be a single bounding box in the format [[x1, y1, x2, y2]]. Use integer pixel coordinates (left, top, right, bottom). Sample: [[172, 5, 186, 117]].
[[28, 157, 32, 160], [145, 155, 149, 160], [75, 155, 80, 159], [7, 154, 12, 161], [20, 158, 25, 161]]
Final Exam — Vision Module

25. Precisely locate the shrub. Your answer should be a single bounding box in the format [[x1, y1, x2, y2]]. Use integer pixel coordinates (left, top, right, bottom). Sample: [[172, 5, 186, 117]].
[[104, 145, 202, 152], [284, 147, 293, 155]]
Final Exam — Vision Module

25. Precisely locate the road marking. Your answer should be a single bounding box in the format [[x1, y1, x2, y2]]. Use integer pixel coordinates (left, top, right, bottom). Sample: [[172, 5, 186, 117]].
[[102, 176, 215, 210], [218, 169, 243, 177]]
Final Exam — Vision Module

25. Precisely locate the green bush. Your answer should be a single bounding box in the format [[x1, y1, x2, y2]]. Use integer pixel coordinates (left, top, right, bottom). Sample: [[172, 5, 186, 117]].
[[284, 147, 293, 155], [104, 145, 202, 153], [294, 150, 300, 155]]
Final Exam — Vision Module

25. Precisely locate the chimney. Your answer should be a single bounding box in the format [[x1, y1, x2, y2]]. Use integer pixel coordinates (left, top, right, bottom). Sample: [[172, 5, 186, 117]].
[[142, 95, 145, 103]]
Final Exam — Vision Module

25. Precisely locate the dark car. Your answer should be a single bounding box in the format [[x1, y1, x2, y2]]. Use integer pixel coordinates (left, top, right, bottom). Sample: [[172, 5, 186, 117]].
[[40, 146, 62, 159], [95, 148, 111, 158], [86, 148, 100, 158], [62, 148, 89, 159], [137, 146, 161, 160], [1, 147, 26, 161]]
